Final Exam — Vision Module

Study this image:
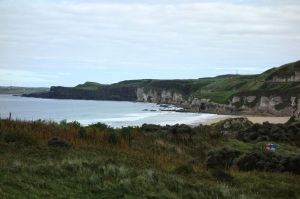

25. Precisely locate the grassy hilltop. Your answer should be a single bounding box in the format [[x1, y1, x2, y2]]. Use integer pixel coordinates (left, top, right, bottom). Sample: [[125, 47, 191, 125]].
[[0, 118, 300, 198], [114, 60, 300, 104]]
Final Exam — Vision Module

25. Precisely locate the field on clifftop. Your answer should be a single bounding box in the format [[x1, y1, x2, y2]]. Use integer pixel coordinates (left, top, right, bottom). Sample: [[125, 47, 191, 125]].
[[0, 118, 300, 199]]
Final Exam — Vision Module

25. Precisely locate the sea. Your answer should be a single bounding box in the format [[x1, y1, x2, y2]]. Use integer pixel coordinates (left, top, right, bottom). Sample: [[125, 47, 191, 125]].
[[0, 94, 228, 128]]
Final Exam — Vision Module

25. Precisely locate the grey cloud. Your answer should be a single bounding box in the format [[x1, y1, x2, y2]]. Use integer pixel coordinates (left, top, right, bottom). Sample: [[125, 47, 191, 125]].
[[0, 0, 299, 86]]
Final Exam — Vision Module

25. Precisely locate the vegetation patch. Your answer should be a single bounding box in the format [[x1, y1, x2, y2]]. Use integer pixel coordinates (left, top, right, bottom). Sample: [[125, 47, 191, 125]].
[[0, 118, 300, 198]]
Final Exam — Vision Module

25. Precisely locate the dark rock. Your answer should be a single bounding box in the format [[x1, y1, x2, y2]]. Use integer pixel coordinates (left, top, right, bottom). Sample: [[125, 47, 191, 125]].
[[213, 118, 253, 134], [24, 85, 137, 101]]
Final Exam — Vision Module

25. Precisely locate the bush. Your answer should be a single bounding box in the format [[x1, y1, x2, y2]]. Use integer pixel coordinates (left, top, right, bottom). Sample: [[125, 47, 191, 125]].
[[47, 137, 71, 148], [237, 122, 300, 144], [287, 156, 300, 174], [168, 124, 193, 135], [4, 131, 37, 146], [237, 152, 300, 174], [88, 122, 109, 131], [78, 127, 86, 138], [141, 124, 161, 132], [206, 148, 241, 169], [108, 132, 119, 144]]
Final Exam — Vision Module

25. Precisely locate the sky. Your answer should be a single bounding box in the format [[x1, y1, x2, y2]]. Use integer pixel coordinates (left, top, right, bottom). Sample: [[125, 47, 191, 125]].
[[0, 0, 300, 87]]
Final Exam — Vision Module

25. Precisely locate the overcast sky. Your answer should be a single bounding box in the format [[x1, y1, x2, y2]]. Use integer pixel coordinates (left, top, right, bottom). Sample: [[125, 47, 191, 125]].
[[0, 0, 300, 87]]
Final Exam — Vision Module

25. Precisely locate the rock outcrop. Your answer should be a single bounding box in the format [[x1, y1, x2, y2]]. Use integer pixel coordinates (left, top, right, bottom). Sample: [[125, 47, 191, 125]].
[[136, 87, 183, 104], [267, 71, 300, 82], [230, 95, 299, 116]]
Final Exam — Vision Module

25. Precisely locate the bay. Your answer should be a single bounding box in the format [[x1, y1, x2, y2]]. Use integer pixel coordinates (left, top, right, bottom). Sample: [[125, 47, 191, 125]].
[[0, 94, 227, 128]]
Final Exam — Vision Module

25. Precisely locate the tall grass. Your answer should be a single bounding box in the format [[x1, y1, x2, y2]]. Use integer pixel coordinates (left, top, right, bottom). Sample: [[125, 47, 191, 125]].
[[0, 119, 300, 199]]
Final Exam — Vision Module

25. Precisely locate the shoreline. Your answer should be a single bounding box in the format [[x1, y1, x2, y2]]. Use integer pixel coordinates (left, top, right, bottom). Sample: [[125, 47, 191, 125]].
[[197, 115, 290, 126]]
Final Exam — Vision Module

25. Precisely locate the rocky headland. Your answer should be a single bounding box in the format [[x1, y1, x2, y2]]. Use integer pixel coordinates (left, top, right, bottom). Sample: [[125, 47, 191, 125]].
[[24, 60, 300, 117]]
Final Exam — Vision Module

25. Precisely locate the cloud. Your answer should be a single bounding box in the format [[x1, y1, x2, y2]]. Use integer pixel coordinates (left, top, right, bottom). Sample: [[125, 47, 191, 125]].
[[0, 0, 300, 86]]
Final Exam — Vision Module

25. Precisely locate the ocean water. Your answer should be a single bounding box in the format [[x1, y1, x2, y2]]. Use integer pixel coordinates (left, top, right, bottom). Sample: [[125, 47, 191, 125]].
[[0, 95, 228, 128]]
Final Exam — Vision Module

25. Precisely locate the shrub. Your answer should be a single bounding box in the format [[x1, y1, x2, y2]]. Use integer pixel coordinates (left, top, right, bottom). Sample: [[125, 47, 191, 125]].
[[47, 137, 71, 148], [237, 122, 300, 144], [4, 131, 37, 146], [168, 124, 193, 135], [206, 148, 241, 169], [59, 119, 67, 126], [108, 132, 119, 144], [78, 127, 86, 138], [237, 152, 300, 174], [287, 156, 300, 174], [68, 121, 81, 128], [89, 122, 109, 131], [141, 124, 161, 132]]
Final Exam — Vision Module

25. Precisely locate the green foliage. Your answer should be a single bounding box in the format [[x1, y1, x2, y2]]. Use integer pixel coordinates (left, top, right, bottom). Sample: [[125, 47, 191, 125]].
[[0, 119, 300, 198], [108, 131, 120, 144], [88, 122, 109, 130], [3, 130, 37, 146], [59, 119, 67, 126], [266, 60, 300, 80], [75, 81, 104, 90], [78, 127, 86, 138]]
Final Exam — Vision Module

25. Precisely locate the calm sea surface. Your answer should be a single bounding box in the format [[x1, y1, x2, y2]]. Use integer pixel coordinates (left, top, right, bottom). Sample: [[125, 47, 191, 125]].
[[0, 95, 227, 128]]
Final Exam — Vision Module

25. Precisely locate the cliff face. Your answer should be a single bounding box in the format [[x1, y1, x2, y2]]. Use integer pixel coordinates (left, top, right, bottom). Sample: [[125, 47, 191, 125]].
[[136, 88, 183, 104], [136, 88, 235, 114], [136, 87, 300, 116], [25, 86, 299, 117], [25, 86, 137, 101], [267, 72, 300, 83], [230, 95, 300, 116]]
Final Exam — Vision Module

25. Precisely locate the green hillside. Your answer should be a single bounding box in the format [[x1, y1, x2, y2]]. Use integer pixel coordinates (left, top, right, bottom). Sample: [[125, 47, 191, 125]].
[[75, 81, 104, 90], [109, 60, 298, 104]]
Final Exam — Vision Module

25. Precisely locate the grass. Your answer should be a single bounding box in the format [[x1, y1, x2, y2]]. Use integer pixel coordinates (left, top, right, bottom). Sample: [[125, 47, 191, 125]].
[[0, 119, 300, 198], [75, 82, 104, 90]]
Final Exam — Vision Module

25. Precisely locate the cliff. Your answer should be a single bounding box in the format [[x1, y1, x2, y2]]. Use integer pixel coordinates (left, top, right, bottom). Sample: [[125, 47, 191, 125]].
[[23, 60, 300, 117], [25, 85, 137, 101]]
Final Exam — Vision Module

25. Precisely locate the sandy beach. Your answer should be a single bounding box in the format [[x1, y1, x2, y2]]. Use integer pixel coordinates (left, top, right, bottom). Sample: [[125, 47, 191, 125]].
[[202, 115, 290, 125], [245, 116, 290, 124]]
